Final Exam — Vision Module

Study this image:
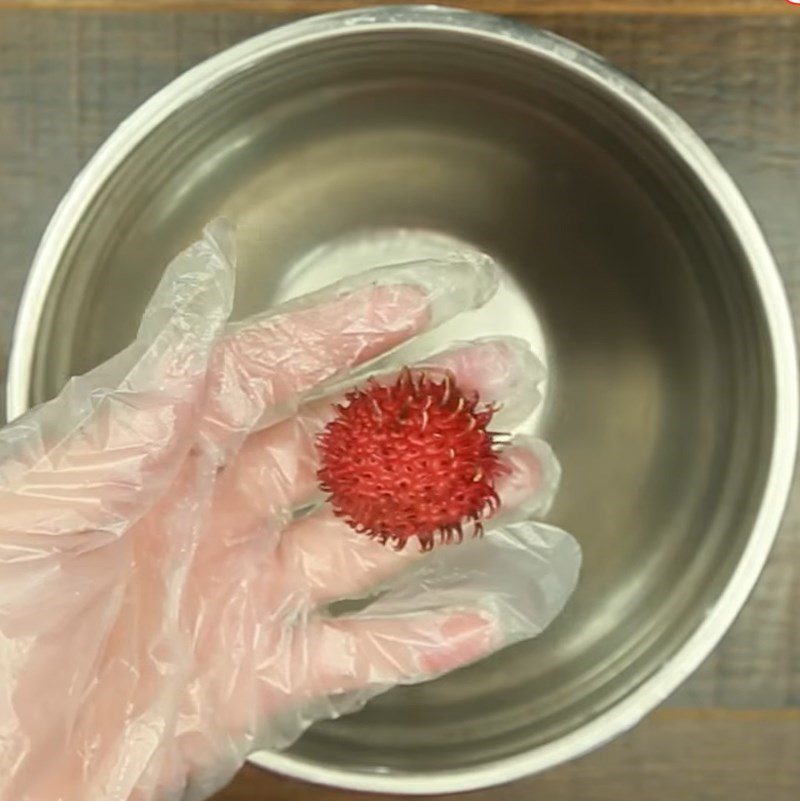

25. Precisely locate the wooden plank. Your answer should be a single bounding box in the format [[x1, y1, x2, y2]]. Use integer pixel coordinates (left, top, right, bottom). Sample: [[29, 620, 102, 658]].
[[211, 710, 800, 800], [1, 0, 798, 19]]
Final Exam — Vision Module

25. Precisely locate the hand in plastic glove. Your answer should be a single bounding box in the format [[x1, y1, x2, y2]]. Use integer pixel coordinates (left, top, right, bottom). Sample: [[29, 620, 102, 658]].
[[0, 222, 580, 801]]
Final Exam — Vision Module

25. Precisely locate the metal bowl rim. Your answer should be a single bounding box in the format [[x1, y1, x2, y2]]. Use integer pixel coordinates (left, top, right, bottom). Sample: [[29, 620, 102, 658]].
[[7, 5, 798, 794]]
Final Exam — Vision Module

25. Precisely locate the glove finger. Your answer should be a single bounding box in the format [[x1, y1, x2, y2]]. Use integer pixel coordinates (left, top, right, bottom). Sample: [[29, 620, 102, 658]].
[[210, 337, 542, 543], [277, 436, 559, 606], [287, 522, 579, 712], [148, 517, 577, 800], [299, 610, 497, 700], [357, 519, 581, 639], [199, 251, 499, 455], [0, 220, 235, 545], [156, 611, 497, 796], [303, 520, 580, 698]]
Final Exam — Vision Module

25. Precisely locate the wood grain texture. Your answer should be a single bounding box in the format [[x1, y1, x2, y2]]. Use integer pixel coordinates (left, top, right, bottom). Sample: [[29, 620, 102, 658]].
[[213, 710, 800, 800], [0, 7, 798, 799], [2, 0, 800, 16]]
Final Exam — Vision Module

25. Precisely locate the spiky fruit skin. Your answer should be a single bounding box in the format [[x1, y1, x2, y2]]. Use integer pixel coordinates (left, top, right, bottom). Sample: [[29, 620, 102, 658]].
[[317, 369, 507, 551]]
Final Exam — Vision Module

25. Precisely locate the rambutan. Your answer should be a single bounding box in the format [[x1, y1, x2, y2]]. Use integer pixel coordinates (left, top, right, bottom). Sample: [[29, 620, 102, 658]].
[[317, 368, 508, 551]]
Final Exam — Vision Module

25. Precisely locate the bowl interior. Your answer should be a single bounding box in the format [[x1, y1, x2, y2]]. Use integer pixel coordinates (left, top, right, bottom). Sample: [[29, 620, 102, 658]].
[[22, 24, 775, 775]]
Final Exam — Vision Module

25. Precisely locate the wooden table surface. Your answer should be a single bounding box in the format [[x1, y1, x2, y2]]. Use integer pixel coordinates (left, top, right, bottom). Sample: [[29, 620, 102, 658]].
[[1, 1, 799, 799]]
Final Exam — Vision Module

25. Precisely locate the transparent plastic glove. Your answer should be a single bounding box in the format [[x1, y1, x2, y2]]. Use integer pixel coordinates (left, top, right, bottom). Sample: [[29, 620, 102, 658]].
[[0, 221, 581, 801]]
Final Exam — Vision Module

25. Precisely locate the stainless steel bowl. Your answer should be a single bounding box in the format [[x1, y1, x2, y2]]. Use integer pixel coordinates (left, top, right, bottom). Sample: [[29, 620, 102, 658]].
[[7, 6, 797, 795]]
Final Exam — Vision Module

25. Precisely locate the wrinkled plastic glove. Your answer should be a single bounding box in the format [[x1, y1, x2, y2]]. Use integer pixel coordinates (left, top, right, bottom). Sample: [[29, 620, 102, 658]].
[[0, 221, 580, 801]]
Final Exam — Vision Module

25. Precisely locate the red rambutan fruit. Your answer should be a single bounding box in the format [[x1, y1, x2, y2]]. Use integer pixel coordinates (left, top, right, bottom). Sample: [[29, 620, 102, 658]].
[[317, 368, 508, 551]]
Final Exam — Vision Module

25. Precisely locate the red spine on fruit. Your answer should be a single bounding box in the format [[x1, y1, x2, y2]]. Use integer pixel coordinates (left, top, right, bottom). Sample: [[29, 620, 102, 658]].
[[317, 368, 507, 551]]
